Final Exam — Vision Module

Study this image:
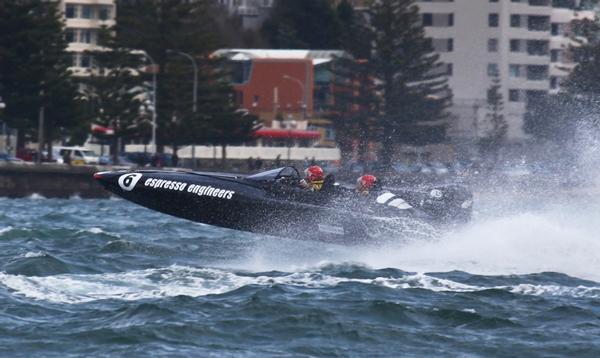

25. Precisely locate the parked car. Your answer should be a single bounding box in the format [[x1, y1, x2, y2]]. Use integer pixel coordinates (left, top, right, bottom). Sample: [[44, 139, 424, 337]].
[[124, 152, 175, 167], [55, 147, 100, 165], [0, 152, 25, 164], [98, 155, 137, 167]]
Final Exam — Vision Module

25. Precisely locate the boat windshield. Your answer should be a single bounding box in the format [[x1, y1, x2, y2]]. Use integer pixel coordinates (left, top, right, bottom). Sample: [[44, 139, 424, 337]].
[[245, 167, 300, 184]]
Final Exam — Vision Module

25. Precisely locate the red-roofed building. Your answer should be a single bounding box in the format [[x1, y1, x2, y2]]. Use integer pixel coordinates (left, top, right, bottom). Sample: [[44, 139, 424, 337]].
[[214, 49, 348, 148]]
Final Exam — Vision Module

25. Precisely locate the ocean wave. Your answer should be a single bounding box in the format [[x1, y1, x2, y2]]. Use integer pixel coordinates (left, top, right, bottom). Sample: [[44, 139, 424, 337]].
[[1, 265, 599, 304]]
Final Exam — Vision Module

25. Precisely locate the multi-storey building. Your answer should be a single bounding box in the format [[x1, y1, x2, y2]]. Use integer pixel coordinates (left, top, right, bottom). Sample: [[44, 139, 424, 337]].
[[416, 0, 595, 144], [216, 0, 274, 29], [60, 0, 116, 75]]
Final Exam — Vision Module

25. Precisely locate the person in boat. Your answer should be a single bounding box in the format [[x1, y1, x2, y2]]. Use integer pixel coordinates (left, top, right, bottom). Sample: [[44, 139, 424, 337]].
[[356, 174, 378, 196], [299, 165, 325, 191]]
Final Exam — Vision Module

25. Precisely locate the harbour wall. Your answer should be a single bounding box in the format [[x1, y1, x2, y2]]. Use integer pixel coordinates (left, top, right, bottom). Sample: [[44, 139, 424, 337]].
[[0, 164, 109, 199]]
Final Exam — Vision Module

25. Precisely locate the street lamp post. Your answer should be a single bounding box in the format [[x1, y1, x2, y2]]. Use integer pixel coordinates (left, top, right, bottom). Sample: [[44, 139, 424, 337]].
[[282, 74, 307, 121], [167, 50, 198, 112], [131, 50, 158, 151], [167, 49, 199, 169]]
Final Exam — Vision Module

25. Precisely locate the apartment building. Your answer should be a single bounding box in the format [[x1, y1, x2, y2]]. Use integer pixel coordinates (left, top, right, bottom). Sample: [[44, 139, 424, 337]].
[[416, 0, 595, 143], [216, 0, 274, 29], [60, 0, 116, 75]]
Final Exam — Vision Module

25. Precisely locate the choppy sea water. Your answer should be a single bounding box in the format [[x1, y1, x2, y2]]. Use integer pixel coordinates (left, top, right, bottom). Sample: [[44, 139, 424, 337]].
[[1, 190, 600, 357]]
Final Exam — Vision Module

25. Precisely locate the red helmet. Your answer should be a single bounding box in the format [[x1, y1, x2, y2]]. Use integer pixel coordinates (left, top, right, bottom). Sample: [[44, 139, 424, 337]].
[[304, 165, 324, 182], [357, 174, 377, 191]]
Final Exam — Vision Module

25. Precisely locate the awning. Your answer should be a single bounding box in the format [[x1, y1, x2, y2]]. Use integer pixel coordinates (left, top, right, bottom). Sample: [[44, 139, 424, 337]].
[[91, 124, 114, 135], [254, 129, 321, 140]]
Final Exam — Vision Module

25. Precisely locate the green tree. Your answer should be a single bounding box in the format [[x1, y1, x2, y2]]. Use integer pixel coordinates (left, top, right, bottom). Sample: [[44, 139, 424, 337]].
[[0, 0, 83, 155], [261, 0, 342, 49], [114, 0, 254, 156], [81, 27, 146, 164], [362, 0, 451, 166], [330, 57, 379, 164], [478, 74, 507, 162]]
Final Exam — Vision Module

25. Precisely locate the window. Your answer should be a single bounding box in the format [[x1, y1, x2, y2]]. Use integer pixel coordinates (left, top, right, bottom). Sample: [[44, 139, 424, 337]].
[[422, 13, 433, 26], [432, 38, 454, 52], [80, 5, 93, 19], [528, 16, 550, 31], [489, 13, 499, 27], [325, 128, 336, 141], [446, 63, 453, 76], [527, 40, 549, 56], [510, 39, 521, 52], [98, 6, 112, 20], [80, 55, 92, 68], [488, 63, 499, 76], [529, 0, 550, 5], [65, 4, 77, 18], [424, 13, 454, 27], [550, 76, 558, 89], [79, 29, 92, 44], [509, 89, 520, 102], [551, 23, 560, 35], [510, 15, 521, 27], [65, 29, 76, 43], [527, 65, 548, 80], [509, 64, 521, 77], [488, 38, 498, 52], [551, 49, 561, 62]]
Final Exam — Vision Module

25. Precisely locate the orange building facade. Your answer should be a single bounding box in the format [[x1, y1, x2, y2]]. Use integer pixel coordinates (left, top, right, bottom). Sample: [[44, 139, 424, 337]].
[[232, 58, 315, 127], [214, 50, 346, 148]]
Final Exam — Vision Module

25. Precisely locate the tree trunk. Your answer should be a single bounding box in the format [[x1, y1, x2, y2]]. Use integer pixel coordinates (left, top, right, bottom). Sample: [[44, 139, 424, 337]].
[[221, 144, 227, 168], [46, 140, 53, 162], [112, 134, 119, 165], [16, 129, 25, 151]]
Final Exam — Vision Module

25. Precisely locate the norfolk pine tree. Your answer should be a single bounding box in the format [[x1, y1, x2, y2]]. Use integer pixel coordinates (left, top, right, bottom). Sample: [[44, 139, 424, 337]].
[[0, 0, 83, 153], [81, 26, 146, 164], [364, 0, 451, 167], [115, 0, 255, 154], [478, 73, 508, 163]]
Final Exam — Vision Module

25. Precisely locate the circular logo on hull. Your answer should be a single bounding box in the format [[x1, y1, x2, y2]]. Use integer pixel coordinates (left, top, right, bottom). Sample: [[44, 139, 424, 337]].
[[118, 173, 142, 191]]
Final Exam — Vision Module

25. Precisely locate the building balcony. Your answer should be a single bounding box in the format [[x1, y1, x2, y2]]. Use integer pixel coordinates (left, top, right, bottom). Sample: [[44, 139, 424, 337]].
[[506, 27, 550, 40], [64, 0, 114, 5], [508, 52, 551, 65], [236, 6, 259, 16], [65, 18, 115, 29], [551, 8, 595, 23], [507, 77, 550, 90], [508, 2, 552, 15]]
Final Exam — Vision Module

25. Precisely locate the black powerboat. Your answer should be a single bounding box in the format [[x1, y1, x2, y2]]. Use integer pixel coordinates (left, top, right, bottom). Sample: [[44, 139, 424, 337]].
[[94, 167, 472, 243]]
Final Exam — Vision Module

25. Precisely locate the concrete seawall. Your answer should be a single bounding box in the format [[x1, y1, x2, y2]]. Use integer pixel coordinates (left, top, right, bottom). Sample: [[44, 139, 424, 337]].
[[0, 164, 109, 198]]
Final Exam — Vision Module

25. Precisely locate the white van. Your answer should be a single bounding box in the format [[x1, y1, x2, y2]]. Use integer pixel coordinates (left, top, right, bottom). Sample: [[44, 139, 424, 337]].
[[55, 146, 100, 165]]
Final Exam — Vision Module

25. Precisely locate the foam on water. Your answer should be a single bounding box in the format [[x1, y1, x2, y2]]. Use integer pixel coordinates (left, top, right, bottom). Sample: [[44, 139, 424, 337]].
[[236, 193, 600, 282], [2, 264, 599, 304]]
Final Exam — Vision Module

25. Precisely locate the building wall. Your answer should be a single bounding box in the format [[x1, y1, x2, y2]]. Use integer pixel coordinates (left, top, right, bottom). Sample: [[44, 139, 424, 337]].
[[234, 59, 314, 127], [214, 0, 274, 29], [416, 0, 594, 142], [60, 0, 116, 75]]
